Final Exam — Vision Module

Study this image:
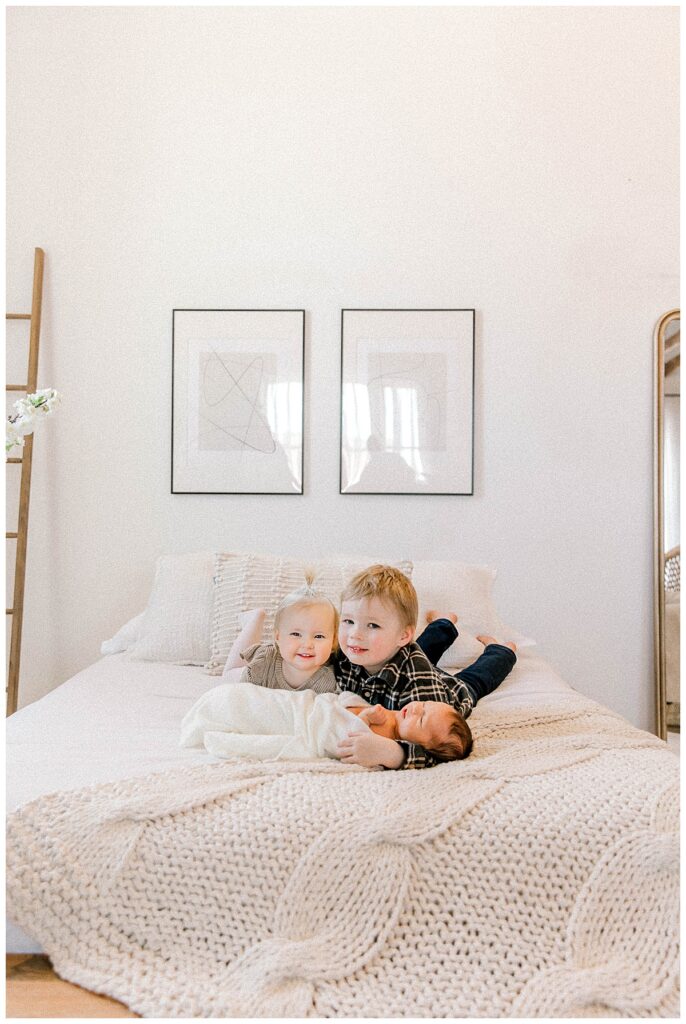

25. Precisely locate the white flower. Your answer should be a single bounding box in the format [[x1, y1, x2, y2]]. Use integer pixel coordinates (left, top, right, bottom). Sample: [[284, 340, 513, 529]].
[[13, 399, 35, 422], [30, 388, 60, 414], [14, 416, 35, 437], [5, 421, 26, 454], [6, 388, 61, 458]]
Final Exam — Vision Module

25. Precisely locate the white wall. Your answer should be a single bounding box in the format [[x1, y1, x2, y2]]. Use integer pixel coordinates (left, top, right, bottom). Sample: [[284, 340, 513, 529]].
[[6, 6, 679, 727]]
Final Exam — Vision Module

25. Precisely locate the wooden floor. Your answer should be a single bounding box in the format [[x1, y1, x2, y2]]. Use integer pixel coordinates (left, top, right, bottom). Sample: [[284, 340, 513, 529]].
[[6, 955, 138, 1018]]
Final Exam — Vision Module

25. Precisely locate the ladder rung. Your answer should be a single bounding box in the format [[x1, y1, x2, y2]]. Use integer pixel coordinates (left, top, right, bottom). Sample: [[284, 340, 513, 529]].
[[6, 533, 18, 539], [6, 385, 28, 391], [7, 458, 22, 464], [6, 609, 14, 615], [6, 314, 31, 320]]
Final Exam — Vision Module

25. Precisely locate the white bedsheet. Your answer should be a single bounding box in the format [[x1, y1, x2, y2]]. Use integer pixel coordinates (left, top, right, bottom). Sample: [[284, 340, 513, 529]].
[[6, 649, 576, 952]]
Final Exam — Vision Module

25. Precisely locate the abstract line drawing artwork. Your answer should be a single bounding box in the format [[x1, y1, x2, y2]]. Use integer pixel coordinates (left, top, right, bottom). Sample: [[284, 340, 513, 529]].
[[340, 309, 474, 495], [197, 350, 278, 453], [172, 310, 304, 494]]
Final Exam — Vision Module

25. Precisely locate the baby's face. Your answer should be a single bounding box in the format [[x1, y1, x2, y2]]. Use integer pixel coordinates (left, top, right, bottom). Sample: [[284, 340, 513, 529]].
[[396, 701, 456, 749], [275, 603, 336, 672]]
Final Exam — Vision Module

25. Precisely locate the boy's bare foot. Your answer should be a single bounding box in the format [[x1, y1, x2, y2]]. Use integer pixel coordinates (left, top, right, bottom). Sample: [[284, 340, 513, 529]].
[[476, 634, 517, 653], [425, 610, 458, 625]]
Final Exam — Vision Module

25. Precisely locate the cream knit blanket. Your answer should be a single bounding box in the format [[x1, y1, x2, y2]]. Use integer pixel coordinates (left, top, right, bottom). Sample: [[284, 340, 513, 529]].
[[6, 697, 679, 1018]]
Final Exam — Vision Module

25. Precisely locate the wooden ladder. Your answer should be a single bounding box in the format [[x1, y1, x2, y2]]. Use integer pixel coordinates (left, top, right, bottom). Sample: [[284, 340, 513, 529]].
[[6, 247, 45, 716]]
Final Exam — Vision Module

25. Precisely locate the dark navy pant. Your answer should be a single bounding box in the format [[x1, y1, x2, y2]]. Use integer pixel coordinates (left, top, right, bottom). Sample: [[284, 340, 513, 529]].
[[415, 618, 517, 706]]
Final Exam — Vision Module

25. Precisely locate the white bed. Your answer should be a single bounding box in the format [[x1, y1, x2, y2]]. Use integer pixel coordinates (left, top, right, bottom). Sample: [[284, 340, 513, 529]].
[[6, 647, 574, 954], [5, 553, 679, 1016]]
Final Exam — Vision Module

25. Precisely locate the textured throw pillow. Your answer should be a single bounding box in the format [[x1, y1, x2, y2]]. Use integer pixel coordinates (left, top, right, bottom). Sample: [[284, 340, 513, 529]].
[[206, 553, 413, 674], [129, 551, 216, 665], [411, 559, 535, 670]]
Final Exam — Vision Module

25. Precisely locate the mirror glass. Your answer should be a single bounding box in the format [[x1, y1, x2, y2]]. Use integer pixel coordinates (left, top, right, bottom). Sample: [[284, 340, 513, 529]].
[[655, 310, 680, 744], [663, 317, 680, 736]]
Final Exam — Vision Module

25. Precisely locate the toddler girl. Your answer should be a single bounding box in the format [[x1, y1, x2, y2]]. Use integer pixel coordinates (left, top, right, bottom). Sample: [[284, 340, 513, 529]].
[[222, 574, 339, 693]]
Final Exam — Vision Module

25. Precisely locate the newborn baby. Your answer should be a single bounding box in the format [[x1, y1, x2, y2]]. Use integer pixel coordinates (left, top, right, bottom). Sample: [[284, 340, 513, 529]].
[[345, 698, 471, 762], [180, 681, 471, 765]]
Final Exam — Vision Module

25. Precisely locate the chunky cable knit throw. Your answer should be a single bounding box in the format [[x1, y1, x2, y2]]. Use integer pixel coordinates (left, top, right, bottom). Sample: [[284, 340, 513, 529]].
[[7, 698, 679, 1018]]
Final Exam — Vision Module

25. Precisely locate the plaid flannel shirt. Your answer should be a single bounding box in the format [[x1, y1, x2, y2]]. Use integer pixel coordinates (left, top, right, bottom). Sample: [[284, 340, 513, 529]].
[[333, 642, 474, 770]]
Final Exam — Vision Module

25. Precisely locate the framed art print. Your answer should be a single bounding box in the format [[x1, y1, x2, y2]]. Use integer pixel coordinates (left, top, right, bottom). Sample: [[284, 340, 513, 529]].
[[172, 309, 305, 494], [340, 308, 474, 495]]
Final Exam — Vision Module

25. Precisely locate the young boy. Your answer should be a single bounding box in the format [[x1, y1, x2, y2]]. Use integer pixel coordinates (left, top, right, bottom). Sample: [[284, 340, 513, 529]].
[[334, 564, 517, 770]]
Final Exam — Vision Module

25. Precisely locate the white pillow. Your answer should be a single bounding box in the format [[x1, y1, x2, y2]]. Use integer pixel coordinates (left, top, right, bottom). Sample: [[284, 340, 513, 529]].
[[431, 628, 489, 671], [100, 611, 145, 655], [207, 553, 413, 674], [129, 551, 215, 664], [411, 559, 535, 670]]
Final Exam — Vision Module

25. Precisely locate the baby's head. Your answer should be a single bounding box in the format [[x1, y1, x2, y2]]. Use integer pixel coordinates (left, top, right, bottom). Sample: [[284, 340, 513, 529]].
[[274, 574, 339, 673], [396, 700, 473, 762], [339, 564, 418, 674]]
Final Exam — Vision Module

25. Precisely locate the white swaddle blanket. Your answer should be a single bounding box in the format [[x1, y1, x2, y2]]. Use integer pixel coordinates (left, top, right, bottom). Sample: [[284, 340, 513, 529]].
[[180, 682, 371, 761]]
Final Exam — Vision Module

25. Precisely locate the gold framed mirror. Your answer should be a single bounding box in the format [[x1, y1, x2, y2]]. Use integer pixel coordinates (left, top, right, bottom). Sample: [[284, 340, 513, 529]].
[[654, 308, 680, 740]]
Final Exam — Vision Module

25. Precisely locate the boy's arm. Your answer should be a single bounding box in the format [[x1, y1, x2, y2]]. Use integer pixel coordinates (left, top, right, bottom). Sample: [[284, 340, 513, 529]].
[[397, 740, 440, 770], [337, 731, 406, 769], [336, 732, 440, 770]]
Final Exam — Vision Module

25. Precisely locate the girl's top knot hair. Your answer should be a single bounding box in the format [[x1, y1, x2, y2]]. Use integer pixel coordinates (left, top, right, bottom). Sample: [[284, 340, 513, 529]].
[[301, 568, 317, 593], [273, 567, 340, 648]]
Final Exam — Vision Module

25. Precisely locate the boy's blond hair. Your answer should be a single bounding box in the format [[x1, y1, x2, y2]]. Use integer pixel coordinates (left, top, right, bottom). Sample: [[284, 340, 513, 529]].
[[340, 564, 418, 630], [274, 570, 339, 650]]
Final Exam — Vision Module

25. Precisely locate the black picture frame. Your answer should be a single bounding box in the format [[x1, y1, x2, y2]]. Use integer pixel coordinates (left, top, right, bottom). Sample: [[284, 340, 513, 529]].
[[339, 308, 475, 495], [172, 308, 305, 494]]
